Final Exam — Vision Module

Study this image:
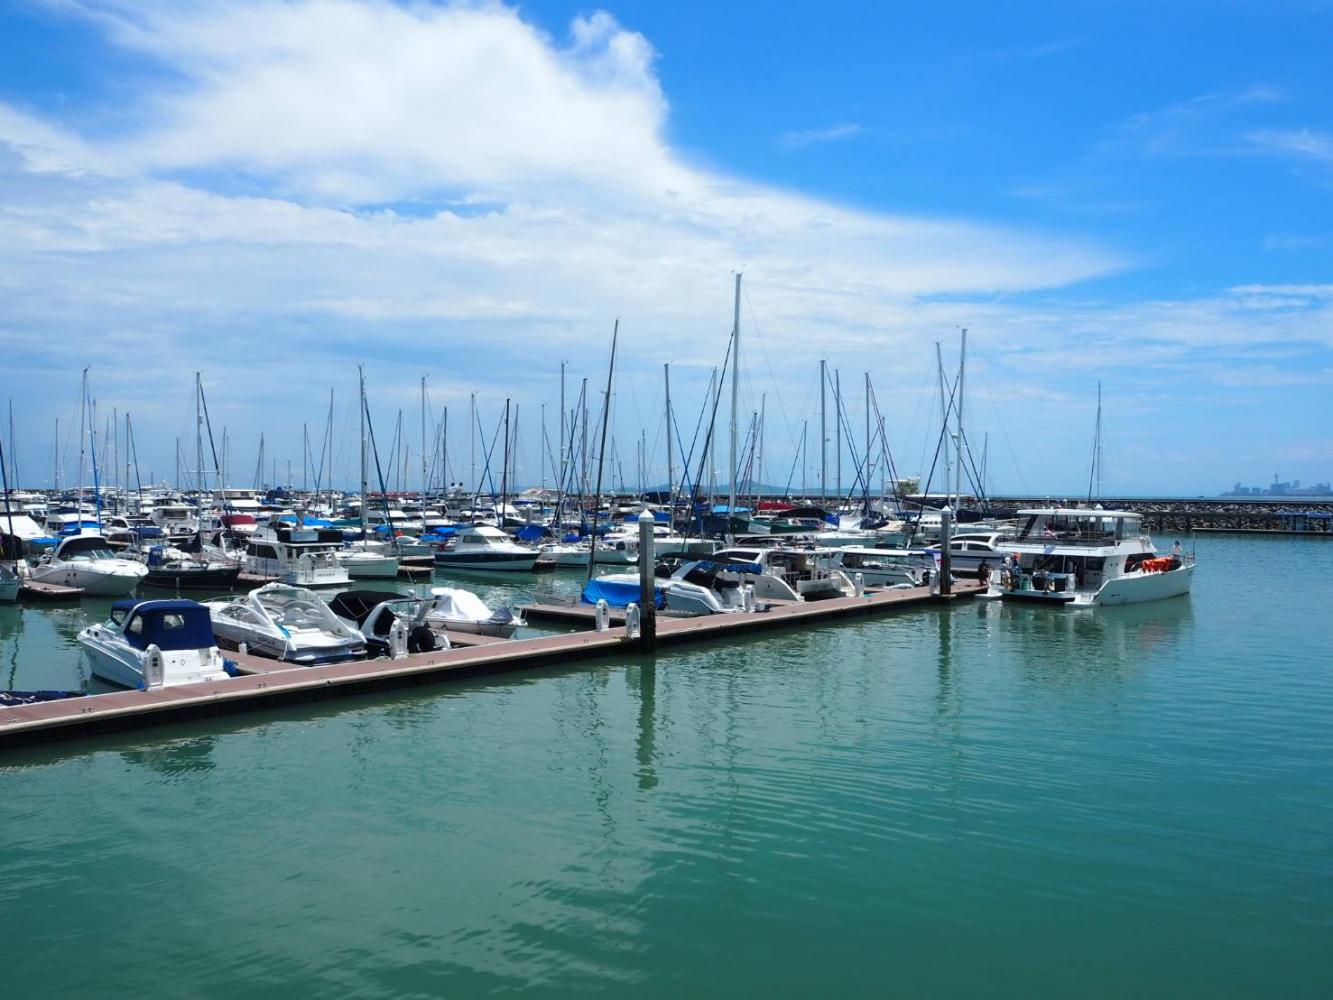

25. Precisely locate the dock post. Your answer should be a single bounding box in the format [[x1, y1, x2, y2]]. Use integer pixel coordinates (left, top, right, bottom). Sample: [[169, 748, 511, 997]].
[[940, 505, 953, 596], [638, 509, 657, 651]]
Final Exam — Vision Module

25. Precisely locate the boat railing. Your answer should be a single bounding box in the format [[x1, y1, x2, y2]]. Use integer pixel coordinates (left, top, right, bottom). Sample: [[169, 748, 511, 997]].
[[1014, 531, 1119, 547]]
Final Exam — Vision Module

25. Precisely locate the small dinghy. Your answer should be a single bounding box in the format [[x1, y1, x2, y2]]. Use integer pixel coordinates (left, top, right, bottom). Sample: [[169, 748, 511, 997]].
[[202, 584, 367, 665], [78, 599, 232, 689], [419, 587, 524, 638]]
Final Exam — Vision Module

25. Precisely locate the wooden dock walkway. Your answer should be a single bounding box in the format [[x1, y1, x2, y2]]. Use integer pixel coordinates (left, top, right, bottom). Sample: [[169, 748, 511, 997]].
[[0, 581, 980, 748]]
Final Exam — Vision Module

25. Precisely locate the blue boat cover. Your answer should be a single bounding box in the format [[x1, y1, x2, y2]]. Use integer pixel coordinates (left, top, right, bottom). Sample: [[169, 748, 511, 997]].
[[580, 577, 664, 610], [111, 599, 216, 651], [515, 524, 549, 542]]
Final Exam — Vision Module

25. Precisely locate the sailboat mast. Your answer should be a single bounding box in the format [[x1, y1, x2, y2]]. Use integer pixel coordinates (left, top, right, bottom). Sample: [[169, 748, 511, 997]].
[[664, 363, 673, 503], [728, 272, 741, 523], [469, 391, 476, 492], [956, 328, 967, 504], [835, 368, 841, 501], [359, 366, 368, 537], [559, 361, 567, 488], [421, 375, 428, 497], [77, 367, 88, 513], [819, 359, 827, 501], [936, 342, 950, 508]]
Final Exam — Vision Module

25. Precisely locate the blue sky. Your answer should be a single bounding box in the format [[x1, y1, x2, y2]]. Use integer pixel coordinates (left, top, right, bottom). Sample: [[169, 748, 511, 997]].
[[1, 0, 1330, 496]]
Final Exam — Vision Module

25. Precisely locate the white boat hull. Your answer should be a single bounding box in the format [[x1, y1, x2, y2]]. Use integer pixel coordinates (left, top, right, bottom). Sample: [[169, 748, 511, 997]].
[[433, 553, 538, 572], [30, 560, 147, 596], [337, 553, 400, 578], [1092, 563, 1194, 606]]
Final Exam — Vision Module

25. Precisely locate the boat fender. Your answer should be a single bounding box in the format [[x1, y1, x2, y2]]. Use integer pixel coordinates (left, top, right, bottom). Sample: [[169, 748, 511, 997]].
[[222, 658, 240, 677]]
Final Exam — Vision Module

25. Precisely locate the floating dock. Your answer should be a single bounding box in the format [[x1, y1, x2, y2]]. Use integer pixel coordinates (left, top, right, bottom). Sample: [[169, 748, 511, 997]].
[[0, 581, 980, 749]]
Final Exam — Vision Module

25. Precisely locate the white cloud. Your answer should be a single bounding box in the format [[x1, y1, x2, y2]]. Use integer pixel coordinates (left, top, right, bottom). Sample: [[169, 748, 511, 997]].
[[1246, 128, 1333, 164], [778, 123, 861, 149], [0, 1, 1326, 496]]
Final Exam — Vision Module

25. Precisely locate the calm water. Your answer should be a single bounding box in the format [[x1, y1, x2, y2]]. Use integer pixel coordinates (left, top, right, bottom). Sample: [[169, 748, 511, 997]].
[[1, 535, 1330, 997]]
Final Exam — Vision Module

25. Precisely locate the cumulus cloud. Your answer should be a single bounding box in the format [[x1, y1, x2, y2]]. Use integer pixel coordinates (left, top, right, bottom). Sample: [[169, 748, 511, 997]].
[[0, 1, 1325, 495]]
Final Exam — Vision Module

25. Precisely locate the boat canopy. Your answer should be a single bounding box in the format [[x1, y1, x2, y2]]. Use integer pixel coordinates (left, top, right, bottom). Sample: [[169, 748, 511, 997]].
[[111, 600, 216, 651], [327, 590, 412, 627]]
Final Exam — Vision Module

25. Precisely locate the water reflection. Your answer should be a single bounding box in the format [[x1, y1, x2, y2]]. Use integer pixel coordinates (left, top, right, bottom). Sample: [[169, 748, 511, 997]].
[[119, 733, 218, 776], [626, 659, 658, 791]]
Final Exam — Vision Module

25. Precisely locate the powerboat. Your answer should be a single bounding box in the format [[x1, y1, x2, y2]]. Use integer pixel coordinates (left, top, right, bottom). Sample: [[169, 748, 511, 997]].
[[139, 543, 243, 591], [996, 508, 1195, 607], [335, 539, 400, 579], [418, 587, 524, 638], [202, 584, 366, 664], [923, 530, 1015, 577], [27, 533, 149, 596], [707, 546, 857, 602], [242, 524, 351, 587], [327, 590, 445, 657], [829, 546, 929, 587], [433, 526, 539, 573], [78, 599, 231, 688]]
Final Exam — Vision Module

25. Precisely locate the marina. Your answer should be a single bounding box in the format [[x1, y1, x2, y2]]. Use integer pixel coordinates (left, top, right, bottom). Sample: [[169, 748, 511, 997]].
[[2, 2, 1330, 995]]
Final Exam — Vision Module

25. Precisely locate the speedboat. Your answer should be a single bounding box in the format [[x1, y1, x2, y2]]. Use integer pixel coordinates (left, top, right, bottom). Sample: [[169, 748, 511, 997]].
[[327, 590, 445, 657], [707, 546, 856, 602], [202, 584, 366, 664], [27, 533, 149, 596], [78, 599, 231, 688], [996, 508, 1194, 607], [418, 587, 524, 638], [433, 526, 539, 573]]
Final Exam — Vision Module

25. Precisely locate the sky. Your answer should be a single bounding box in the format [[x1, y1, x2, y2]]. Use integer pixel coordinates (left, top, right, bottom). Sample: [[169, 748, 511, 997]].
[[0, 0, 1330, 497]]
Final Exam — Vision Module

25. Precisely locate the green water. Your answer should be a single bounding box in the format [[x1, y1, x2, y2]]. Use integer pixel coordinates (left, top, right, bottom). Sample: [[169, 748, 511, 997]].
[[2, 536, 1330, 997]]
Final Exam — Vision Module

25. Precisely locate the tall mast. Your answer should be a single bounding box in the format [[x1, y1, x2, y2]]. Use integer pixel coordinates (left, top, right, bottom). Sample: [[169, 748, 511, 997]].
[[864, 372, 871, 510], [835, 368, 842, 501], [421, 376, 428, 497], [728, 271, 742, 522], [559, 361, 567, 488], [469, 391, 476, 492], [500, 398, 510, 524], [819, 359, 827, 501], [442, 405, 448, 492], [540, 403, 547, 491], [359, 366, 368, 538], [194, 371, 203, 497], [936, 341, 950, 507], [956, 328, 967, 504], [586, 321, 618, 581], [664, 363, 674, 502], [77, 366, 88, 512], [759, 392, 766, 502], [580, 378, 589, 501]]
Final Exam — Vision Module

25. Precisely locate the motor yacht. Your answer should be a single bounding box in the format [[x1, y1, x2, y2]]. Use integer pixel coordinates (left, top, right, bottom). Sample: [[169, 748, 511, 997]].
[[433, 526, 539, 572], [27, 533, 148, 596], [242, 524, 351, 587], [996, 508, 1194, 606]]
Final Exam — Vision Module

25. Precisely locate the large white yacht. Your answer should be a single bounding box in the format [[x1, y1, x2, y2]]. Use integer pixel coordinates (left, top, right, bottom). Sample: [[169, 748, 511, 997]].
[[997, 508, 1194, 607]]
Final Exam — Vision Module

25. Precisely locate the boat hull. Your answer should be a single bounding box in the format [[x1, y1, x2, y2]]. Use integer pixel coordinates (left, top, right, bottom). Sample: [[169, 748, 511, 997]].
[[1093, 563, 1194, 606], [433, 553, 539, 572], [30, 561, 146, 596], [142, 566, 243, 590]]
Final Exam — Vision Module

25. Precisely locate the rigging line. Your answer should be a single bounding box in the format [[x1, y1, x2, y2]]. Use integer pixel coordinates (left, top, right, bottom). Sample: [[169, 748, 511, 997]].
[[976, 365, 1029, 496], [741, 283, 798, 444]]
